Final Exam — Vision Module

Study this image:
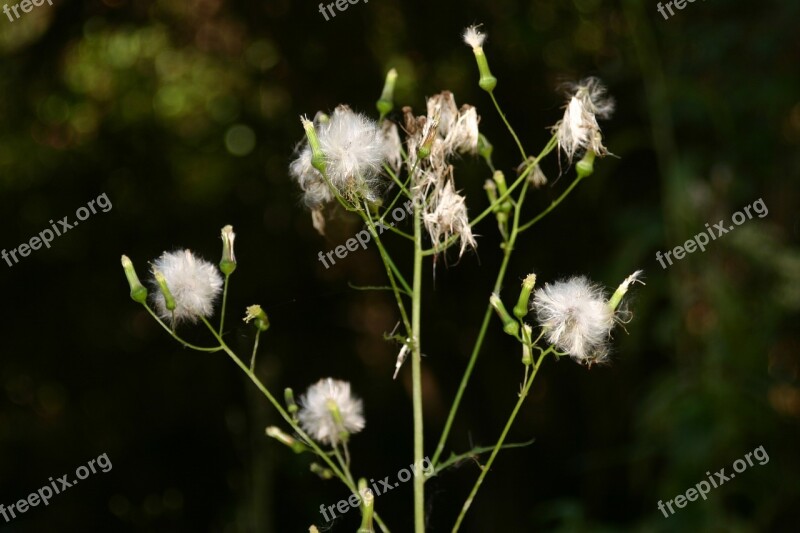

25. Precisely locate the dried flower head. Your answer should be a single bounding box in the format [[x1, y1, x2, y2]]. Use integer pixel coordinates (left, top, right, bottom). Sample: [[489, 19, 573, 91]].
[[552, 77, 615, 163], [423, 178, 476, 257], [532, 276, 614, 365], [298, 378, 365, 445], [149, 250, 223, 324]]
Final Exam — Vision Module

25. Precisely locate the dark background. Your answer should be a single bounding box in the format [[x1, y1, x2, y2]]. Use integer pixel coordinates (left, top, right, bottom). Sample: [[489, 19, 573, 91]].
[[1, 0, 799, 531]]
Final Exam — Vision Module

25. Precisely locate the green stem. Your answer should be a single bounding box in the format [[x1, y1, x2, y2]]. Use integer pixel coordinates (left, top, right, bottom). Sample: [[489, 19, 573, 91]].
[[249, 329, 261, 371], [489, 91, 527, 162], [451, 348, 551, 532], [142, 305, 222, 352], [432, 180, 530, 467], [517, 173, 586, 233], [411, 198, 425, 533], [219, 273, 230, 335]]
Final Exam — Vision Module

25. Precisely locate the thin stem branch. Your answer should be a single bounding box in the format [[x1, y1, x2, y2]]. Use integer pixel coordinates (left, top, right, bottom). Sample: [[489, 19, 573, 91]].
[[142, 305, 222, 352], [517, 173, 586, 233], [219, 273, 231, 335], [250, 329, 261, 371], [451, 348, 551, 532], [489, 91, 527, 163]]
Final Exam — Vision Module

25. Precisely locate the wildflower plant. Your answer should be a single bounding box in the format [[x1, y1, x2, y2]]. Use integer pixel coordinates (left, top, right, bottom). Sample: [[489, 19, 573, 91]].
[[121, 24, 643, 532]]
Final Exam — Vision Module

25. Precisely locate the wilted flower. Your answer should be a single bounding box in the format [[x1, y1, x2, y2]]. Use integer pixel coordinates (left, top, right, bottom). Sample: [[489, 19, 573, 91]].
[[298, 378, 365, 445], [552, 77, 615, 163], [423, 178, 476, 257], [532, 271, 639, 366], [149, 250, 224, 324]]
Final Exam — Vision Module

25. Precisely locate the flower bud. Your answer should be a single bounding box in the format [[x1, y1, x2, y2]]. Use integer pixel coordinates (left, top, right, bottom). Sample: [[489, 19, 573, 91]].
[[608, 270, 644, 311], [521, 324, 533, 366], [513, 274, 536, 319], [284, 387, 298, 419], [478, 133, 493, 164], [483, 179, 498, 206], [220, 225, 236, 275], [490, 293, 519, 337], [121, 255, 148, 304], [357, 478, 375, 533], [301, 116, 325, 173], [576, 148, 596, 179], [376, 68, 397, 120], [310, 462, 334, 480], [266, 426, 308, 454], [244, 304, 270, 331], [152, 268, 175, 311]]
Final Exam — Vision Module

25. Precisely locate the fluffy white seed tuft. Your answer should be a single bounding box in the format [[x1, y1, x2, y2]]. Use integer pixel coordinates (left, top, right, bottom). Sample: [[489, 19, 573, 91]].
[[150, 250, 223, 324], [532, 276, 615, 365], [298, 378, 365, 446]]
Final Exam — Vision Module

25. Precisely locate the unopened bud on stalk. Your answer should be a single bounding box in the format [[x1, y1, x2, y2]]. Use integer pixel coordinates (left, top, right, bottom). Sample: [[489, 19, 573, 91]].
[[358, 478, 375, 533], [463, 25, 497, 92], [490, 293, 519, 337], [219, 225, 236, 275], [152, 269, 175, 311], [301, 116, 326, 173], [310, 462, 334, 480], [478, 133, 494, 165], [514, 274, 536, 319], [284, 387, 298, 419], [576, 148, 596, 179], [376, 68, 398, 119], [521, 324, 533, 366], [121, 255, 148, 303], [608, 270, 644, 311], [417, 117, 439, 160], [266, 426, 308, 454], [483, 179, 498, 206], [244, 305, 270, 331]]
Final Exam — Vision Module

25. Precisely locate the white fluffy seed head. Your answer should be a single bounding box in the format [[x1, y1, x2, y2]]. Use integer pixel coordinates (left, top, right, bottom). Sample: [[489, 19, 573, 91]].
[[532, 276, 615, 365], [463, 25, 486, 49], [150, 250, 223, 325], [318, 105, 388, 202], [298, 378, 365, 446], [423, 178, 476, 257]]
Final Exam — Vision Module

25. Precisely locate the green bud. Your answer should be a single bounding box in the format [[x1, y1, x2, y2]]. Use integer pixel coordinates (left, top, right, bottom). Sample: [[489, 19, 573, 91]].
[[152, 269, 175, 311], [301, 116, 325, 173], [326, 398, 349, 443], [472, 47, 497, 93], [513, 274, 536, 319], [219, 225, 236, 275], [244, 304, 270, 331], [310, 462, 334, 480], [121, 255, 148, 304], [483, 179, 498, 206], [376, 68, 397, 119], [490, 293, 519, 338], [266, 426, 308, 454], [478, 133, 493, 163], [357, 478, 375, 533], [576, 149, 595, 179], [608, 270, 644, 312], [521, 324, 533, 366], [284, 387, 298, 418]]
